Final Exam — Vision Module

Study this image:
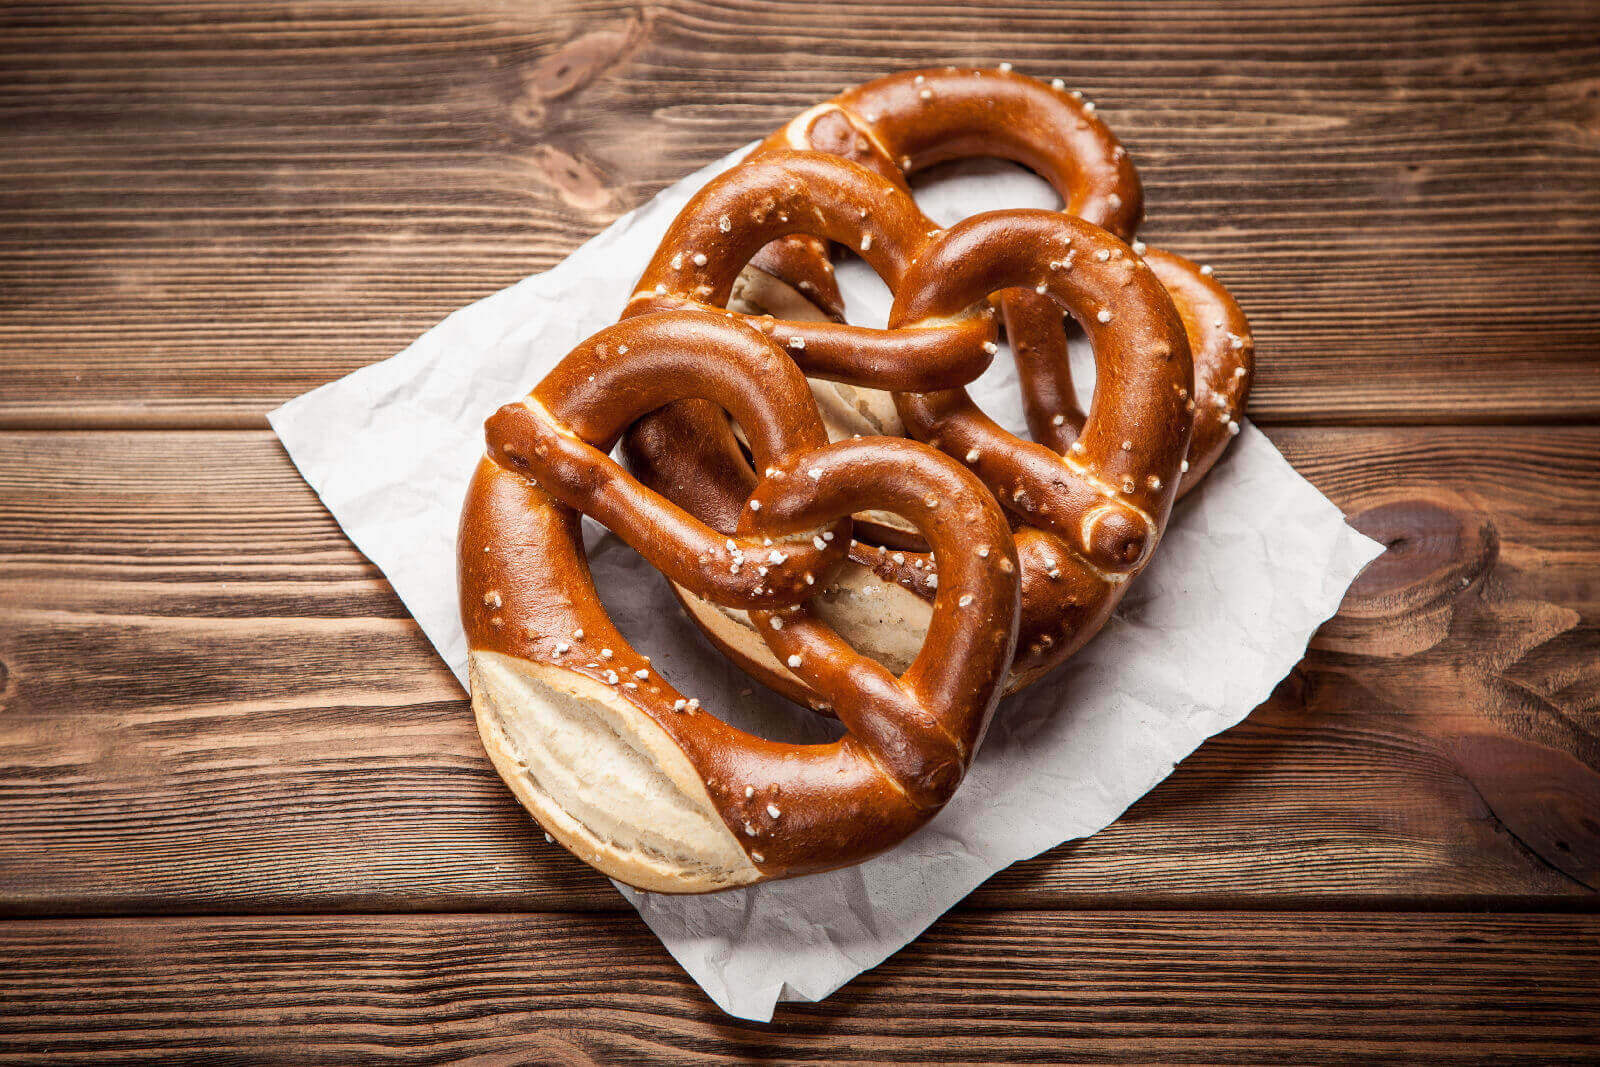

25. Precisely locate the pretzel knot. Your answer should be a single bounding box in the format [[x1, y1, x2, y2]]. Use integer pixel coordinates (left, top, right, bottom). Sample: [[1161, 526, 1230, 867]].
[[626, 66, 1254, 696], [626, 150, 1000, 392], [623, 158, 1192, 697], [459, 311, 1020, 891]]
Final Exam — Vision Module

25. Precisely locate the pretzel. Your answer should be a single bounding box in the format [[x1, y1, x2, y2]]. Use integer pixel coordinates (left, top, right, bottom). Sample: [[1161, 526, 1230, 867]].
[[742, 64, 1142, 452], [625, 68, 1253, 697], [459, 310, 1020, 891], [745, 66, 1251, 496], [621, 167, 1192, 696]]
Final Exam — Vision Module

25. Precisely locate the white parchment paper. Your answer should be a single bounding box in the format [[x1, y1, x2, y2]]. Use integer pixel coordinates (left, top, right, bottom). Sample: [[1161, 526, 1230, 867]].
[[270, 145, 1384, 1022]]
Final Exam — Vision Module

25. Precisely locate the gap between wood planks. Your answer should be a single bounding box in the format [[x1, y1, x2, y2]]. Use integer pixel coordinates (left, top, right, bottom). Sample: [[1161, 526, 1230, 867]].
[[5, 411, 1600, 433], [6, 896, 1599, 922]]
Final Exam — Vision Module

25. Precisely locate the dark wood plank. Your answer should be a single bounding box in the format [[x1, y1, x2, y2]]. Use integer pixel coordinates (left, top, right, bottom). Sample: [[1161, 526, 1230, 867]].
[[1, 426, 1595, 914], [3, 1, 1599, 428], [0, 911, 1595, 1063]]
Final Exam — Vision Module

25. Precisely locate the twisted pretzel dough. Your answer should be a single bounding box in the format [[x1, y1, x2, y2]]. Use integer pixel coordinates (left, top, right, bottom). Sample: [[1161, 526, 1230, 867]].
[[622, 165, 1193, 696], [460, 311, 1020, 890], [747, 67, 1251, 498], [459, 68, 1257, 889], [625, 150, 999, 393], [626, 68, 1253, 696]]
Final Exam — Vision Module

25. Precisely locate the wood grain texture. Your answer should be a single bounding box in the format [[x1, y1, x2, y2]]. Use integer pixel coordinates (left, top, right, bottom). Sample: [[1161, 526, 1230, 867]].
[[2, 426, 1595, 915], [3, 0, 1599, 428], [2, 2, 1597, 1052], [0, 911, 1596, 1064]]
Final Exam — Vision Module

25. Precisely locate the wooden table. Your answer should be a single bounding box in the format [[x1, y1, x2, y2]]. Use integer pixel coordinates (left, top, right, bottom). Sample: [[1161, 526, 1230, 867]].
[[3, 1, 1597, 1061]]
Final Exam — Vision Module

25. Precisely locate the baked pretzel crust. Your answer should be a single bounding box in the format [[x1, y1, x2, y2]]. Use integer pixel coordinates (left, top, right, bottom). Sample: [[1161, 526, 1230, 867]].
[[461, 312, 1019, 889], [624, 67, 1254, 694]]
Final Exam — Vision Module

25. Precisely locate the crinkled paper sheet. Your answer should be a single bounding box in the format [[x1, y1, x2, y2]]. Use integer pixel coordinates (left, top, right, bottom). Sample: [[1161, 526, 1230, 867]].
[[270, 145, 1384, 1022]]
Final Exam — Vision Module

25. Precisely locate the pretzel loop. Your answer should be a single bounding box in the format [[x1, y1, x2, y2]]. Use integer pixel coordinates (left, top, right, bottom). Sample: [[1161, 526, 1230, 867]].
[[738, 437, 1020, 806], [751, 66, 1143, 318], [892, 211, 1193, 575], [627, 151, 998, 392], [486, 311, 850, 609]]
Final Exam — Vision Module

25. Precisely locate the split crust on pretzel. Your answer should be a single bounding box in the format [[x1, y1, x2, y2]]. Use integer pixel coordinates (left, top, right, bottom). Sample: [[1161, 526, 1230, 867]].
[[625, 66, 1253, 698], [460, 311, 1020, 890]]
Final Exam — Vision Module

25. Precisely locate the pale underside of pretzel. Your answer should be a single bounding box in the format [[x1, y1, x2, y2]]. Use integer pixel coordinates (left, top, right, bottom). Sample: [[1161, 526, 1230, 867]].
[[460, 311, 1020, 890], [625, 67, 1253, 699]]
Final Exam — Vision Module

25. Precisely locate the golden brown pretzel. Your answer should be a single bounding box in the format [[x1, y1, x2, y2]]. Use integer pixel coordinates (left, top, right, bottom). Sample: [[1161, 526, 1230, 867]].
[[459, 310, 1021, 891], [748, 65, 1141, 320], [624, 68, 1254, 696], [744, 66, 1251, 489], [623, 174, 1192, 695]]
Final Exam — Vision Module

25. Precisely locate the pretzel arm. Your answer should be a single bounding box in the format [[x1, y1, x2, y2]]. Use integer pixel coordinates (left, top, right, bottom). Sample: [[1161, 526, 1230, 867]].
[[628, 295, 996, 392], [1140, 248, 1255, 496], [1000, 287, 1086, 452]]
